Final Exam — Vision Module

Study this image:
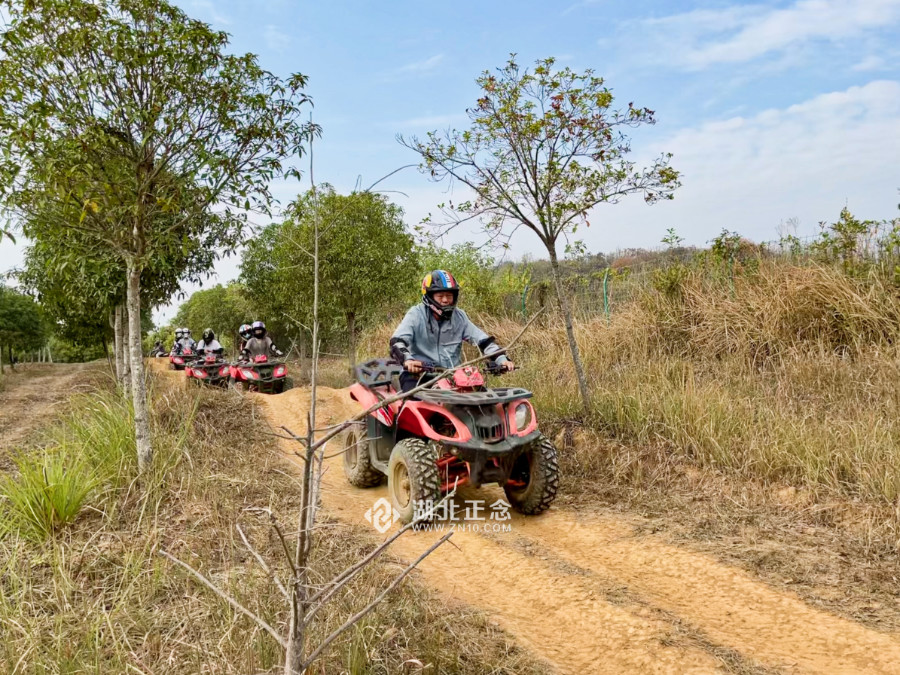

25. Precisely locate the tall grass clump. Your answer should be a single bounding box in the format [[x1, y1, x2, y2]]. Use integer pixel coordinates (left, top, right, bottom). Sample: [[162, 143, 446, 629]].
[[0, 451, 97, 541], [457, 257, 900, 505], [0, 388, 136, 543], [48, 391, 137, 488], [0, 380, 193, 543]]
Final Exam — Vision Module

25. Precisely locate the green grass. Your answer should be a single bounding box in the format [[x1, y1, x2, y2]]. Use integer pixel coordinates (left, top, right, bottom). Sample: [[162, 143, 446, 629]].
[[0, 450, 97, 541], [0, 368, 545, 674]]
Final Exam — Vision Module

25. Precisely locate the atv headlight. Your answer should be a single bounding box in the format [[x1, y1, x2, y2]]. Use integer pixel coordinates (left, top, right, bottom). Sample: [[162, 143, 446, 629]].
[[514, 403, 531, 431]]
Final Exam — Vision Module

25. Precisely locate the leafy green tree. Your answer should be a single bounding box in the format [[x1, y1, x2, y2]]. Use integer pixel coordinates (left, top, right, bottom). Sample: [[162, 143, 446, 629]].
[[173, 283, 253, 352], [0, 0, 312, 470], [242, 188, 419, 365], [401, 55, 680, 412], [418, 242, 529, 317], [0, 286, 47, 371]]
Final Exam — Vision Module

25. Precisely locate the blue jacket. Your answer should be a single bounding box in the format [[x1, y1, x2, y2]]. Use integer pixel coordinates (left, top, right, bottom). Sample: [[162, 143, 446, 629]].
[[390, 304, 508, 369]]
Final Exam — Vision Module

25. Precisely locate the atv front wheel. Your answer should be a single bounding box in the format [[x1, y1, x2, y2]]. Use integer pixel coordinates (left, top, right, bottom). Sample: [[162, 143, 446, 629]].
[[504, 434, 559, 515], [388, 438, 440, 524], [342, 426, 383, 488]]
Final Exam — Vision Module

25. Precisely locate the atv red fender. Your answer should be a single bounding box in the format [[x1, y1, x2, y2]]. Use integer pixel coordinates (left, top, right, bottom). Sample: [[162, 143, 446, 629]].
[[506, 398, 538, 437], [395, 400, 474, 443], [348, 382, 400, 426]]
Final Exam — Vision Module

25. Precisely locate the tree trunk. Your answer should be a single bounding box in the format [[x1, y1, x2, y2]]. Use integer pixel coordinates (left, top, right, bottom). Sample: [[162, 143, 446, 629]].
[[8, 345, 14, 371], [548, 247, 591, 413], [46, 345, 53, 364], [346, 311, 356, 372], [126, 259, 153, 473], [104, 336, 114, 375], [299, 334, 309, 383], [0, 342, 4, 376], [121, 305, 131, 396], [112, 306, 124, 383]]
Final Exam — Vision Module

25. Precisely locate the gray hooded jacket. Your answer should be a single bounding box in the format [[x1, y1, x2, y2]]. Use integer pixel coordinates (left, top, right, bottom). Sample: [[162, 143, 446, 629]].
[[390, 304, 508, 369]]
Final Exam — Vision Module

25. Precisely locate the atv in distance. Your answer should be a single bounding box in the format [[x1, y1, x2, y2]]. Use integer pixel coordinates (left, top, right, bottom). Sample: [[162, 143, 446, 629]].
[[344, 358, 559, 524], [185, 354, 230, 387], [169, 348, 198, 371], [229, 354, 290, 393]]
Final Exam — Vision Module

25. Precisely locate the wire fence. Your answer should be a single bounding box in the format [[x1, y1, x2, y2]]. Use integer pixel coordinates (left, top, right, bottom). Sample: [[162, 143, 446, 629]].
[[499, 229, 900, 324]]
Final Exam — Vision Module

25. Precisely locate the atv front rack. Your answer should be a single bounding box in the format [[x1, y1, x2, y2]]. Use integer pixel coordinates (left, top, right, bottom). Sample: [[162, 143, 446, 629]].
[[415, 387, 532, 406]]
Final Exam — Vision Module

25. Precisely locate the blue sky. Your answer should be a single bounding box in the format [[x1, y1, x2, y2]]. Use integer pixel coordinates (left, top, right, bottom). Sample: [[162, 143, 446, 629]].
[[1, 0, 898, 322]]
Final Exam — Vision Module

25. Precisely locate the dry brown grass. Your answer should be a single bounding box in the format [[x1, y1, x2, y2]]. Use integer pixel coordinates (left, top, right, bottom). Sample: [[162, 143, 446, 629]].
[[0, 368, 546, 674], [644, 262, 900, 361], [356, 262, 900, 630]]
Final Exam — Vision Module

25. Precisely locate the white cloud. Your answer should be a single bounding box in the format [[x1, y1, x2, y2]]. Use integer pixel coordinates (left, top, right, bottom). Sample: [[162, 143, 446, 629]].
[[632, 0, 900, 70], [396, 54, 444, 74], [394, 113, 468, 129], [852, 55, 887, 72], [582, 80, 900, 250], [263, 25, 291, 54], [189, 0, 231, 26], [562, 0, 603, 17]]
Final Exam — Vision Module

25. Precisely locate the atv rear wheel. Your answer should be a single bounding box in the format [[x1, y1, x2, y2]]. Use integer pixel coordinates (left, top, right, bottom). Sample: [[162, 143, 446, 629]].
[[504, 434, 559, 515], [388, 438, 440, 524], [342, 426, 383, 488]]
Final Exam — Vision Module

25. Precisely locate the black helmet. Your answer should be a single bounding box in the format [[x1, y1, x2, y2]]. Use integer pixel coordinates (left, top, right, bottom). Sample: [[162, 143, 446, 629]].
[[202, 328, 215, 342], [421, 270, 459, 320], [251, 320, 266, 338]]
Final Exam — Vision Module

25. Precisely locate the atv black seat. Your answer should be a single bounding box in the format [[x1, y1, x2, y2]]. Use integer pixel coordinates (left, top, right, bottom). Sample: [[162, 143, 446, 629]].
[[356, 358, 403, 388], [416, 387, 532, 406]]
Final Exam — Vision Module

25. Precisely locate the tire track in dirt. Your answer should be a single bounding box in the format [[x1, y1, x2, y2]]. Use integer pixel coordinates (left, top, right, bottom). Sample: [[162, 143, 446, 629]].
[[0, 363, 96, 458], [157, 365, 900, 675]]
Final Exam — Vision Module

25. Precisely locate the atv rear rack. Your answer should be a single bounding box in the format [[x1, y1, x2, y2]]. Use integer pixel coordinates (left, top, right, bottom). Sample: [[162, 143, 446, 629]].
[[415, 387, 532, 406]]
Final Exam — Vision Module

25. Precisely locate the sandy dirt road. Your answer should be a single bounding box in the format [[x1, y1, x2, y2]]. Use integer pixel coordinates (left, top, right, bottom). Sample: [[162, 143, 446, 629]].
[[153, 361, 900, 674], [0, 363, 97, 458]]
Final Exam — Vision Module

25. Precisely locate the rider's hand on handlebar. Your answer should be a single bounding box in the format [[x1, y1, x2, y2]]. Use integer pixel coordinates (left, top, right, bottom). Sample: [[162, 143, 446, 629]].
[[404, 359, 424, 373], [502, 360, 515, 372]]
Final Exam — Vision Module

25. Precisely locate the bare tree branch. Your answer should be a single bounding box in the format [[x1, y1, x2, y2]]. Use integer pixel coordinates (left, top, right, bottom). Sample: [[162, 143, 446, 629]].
[[301, 531, 454, 669], [158, 549, 287, 650]]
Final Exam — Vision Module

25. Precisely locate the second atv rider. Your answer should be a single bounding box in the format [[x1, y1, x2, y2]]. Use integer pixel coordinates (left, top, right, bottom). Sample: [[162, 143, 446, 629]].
[[241, 321, 284, 361], [196, 329, 224, 357], [390, 270, 514, 392]]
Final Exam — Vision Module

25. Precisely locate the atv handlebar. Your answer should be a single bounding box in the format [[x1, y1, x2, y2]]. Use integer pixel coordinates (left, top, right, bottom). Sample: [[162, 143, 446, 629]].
[[415, 360, 516, 375]]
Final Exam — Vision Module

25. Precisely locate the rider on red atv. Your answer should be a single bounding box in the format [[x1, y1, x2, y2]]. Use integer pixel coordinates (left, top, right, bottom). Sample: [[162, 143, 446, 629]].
[[390, 270, 514, 392], [236, 323, 253, 360], [345, 269, 557, 525], [196, 328, 224, 357], [241, 321, 284, 360]]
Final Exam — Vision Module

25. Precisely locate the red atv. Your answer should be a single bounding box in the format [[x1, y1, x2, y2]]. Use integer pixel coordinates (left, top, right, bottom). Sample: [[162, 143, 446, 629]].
[[229, 354, 290, 393], [185, 354, 230, 387], [169, 348, 198, 371], [344, 358, 559, 523]]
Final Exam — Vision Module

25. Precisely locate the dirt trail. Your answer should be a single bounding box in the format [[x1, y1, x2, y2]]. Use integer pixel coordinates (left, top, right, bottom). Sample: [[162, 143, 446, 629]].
[[161, 366, 900, 674], [0, 363, 96, 456]]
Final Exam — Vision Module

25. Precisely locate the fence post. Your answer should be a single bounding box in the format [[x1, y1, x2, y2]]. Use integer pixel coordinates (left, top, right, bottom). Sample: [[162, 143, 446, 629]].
[[729, 255, 736, 298], [521, 283, 530, 320], [602, 268, 611, 327]]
